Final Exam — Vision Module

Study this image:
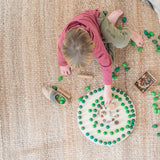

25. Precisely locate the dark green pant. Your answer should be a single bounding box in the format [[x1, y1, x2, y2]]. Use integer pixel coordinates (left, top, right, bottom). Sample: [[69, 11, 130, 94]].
[[98, 11, 131, 62]]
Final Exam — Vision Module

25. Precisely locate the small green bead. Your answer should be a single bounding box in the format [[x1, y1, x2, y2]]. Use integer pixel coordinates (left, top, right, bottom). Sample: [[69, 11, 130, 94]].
[[101, 101, 104, 105], [118, 98, 122, 101], [149, 31, 154, 36], [108, 141, 111, 145], [111, 87, 115, 91], [157, 133, 160, 137], [92, 114, 96, 118], [128, 115, 132, 118], [99, 96, 103, 100], [79, 121, 82, 125], [120, 91, 123, 95], [122, 62, 128, 67], [116, 89, 120, 92], [103, 131, 107, 135], [94, 139, 97, 142], [120, 127, 124, 131], [144, 30, 148, 35], [115, 67, 120, 72], [94, 90, 97, 93], [117, 138, 120, 141], [128, 101, 132, 104], [110, 131, 114, 135], [153, 96, 159, 101], [158, 35, 160, 39], [131, 40, 135, 46], [115, 129, 119, 133], [121, 103, 125, 106], [130, 126, 133, 129], [112, 72, 115, 76], [78, 116, 81, 119], [121, 134, 125, 138], [112, 93, 114, 97], [78, 111, 82, 114], [58, 76, 63, 81], [97, 130, 101, 133], [94, 121, 98, 124], [115, 95, 118, 99], [131, 109, 135, 113], [152, 40, 157, 44], [98, 88, 101, 92], [112, 75, 118, 80], [84, 86, 90, 91], [97, 104, 101, 108], [126, 125, 129, 129], [92, 103, 95, 107], [127, 131, 131, 134], [131, 123, 134, 126], [126, 110, 130, 114], [79, 105, 83, 109], [89, 118, 93, 122], [95, 99, 99, 103], [106, 125, 110, 129], [132, 114, 135, 117], [99, 140, 103, 144], [100, 123, 104, 127], [55, 95, 59, 99], [158, 92, 160, 96], [88, 109, 92, 113], [151, 91, 156, 96], [132, 119, 135, 123], [119, 27, 122, 30], [78, 96, 83, 101], [156, 49, 160, 53], [125, 67, 130, 71], [158, 109, 160, 114], [89, 92, 93, 95], [113, 140, 116, 144], [93, 109, 97, 112], [93, 124, 96, 128], [122, 17, 127, 22], [59, 100, 65, 104], [84, 95, 88, 99], [90, 136, 94, 139], [147, 35, 151, 38], [154, 108, 158, 114], [81, 100, 85, 103], [130, 105, 133, 108], [52, 85, 57, 90], [124, 106, 128, 110], [81, 126, 85, 130], [60, 96, 66, 101], [86, 132, 89, 136], [127, 120, 131, 124], [156, 45, 160, 50], [126, 97, 129, 101], [124, 94, 127, 97], [103, 142, 107, 145], [138, 47, 143, 52]]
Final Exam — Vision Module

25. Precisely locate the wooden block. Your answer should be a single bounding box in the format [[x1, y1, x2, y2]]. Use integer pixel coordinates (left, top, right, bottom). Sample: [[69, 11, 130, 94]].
[[78, 74, 93, 79], [57, 88, 71, 99]]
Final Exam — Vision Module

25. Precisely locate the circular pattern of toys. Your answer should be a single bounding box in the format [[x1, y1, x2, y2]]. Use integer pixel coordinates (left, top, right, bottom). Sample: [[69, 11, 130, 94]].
[[77, 87, 136, 146]]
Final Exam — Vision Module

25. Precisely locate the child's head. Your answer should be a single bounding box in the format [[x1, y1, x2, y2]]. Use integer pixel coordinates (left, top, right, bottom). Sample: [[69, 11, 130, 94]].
[[62, 28, 95, 68]]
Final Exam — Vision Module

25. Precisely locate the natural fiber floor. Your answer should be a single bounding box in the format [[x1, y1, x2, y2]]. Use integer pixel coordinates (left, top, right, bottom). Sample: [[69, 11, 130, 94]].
[[1, 0, 160, 160]]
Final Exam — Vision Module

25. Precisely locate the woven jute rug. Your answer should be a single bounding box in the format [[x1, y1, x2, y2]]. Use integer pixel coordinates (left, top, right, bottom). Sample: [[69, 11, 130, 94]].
[[0, 0, 160, 160]]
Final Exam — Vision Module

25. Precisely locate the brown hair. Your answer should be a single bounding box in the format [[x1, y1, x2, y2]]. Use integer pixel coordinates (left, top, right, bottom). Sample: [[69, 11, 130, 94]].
[[62, 28, 95, 68]]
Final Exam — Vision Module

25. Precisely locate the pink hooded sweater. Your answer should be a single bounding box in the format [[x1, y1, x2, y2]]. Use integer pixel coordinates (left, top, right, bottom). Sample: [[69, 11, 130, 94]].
[[57, 9, 112, 85]]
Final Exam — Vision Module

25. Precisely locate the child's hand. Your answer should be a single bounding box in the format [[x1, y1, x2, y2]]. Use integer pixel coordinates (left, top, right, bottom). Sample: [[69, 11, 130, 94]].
[[60, 65, 72, 75], [130, 30, 144, 47], [104, 85, 112, 105]]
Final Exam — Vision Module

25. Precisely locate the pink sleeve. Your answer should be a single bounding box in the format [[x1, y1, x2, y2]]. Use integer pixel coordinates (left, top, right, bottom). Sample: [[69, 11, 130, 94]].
[[96, 53, 112, 85], [57, 37, 68, 66]]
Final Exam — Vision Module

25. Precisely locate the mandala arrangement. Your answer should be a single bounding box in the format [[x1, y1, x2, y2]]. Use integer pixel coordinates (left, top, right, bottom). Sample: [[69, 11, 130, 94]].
[[77, 87, 136, 146]]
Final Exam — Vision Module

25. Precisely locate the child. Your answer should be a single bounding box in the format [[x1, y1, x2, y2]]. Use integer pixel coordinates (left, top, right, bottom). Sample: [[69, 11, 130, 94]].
[[57, 9, 143, 105]]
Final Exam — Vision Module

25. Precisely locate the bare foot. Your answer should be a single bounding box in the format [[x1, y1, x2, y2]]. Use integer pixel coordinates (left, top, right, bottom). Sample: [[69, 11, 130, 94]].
[[130, 30, 144, 47], [108, 9, 124, 26]]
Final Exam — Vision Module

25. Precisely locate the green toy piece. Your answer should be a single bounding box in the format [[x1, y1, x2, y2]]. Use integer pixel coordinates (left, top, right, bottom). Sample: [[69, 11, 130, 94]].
[[157, 133, 160, 137], [125, 67, 130, 71], [156, 50, 160, 53], [156, 45, 160, 50], [147, 35, 151, 38], [151, 91, 156, 96], [158, 108, 160, 114], [152, 40, 158, 44], [152, 124, 158, 128], [122, 17, 127, 23], [52, 85, 57, 90], [131, 40, 135, 46], [84, 86, 90, 90], [122, 62, 128, 67], [60, 96, 66, 101], [119, 27, 122, 30], [138, 47, 143, 52], [158, 35, 160, 39], [115, 67, 120, 72], [58, 76, 63, 81], [144, 30, 148, 35], [78, 96, 83, 101], [112, 75, 118, 80], [154, 108, 158, 114], [152, 103, 158, 108], [59, 100, 65, 104], [153, 96, 159, 101], [149, 31, 154, 36]]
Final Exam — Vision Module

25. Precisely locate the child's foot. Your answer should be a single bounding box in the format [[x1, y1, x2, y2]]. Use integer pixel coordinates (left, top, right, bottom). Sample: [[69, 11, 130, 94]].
[[131, 30, 144, 47], [108, 9, 124, 26]]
